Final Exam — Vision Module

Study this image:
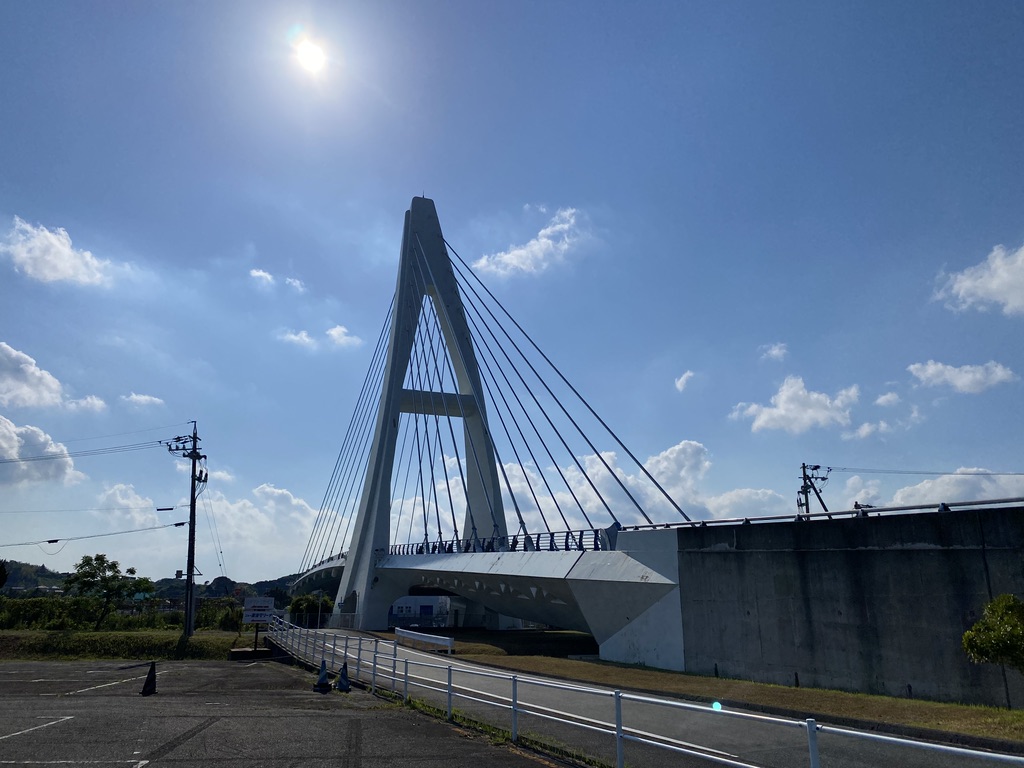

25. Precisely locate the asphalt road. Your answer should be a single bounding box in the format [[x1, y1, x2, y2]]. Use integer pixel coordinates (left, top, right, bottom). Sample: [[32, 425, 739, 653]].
[[0, 660, 563, 768], [282, 629, 1023, 768]]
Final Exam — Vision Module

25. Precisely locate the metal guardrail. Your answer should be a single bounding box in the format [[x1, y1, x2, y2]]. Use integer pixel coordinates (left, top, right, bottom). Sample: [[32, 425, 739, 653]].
[[395, 627, 454, 654], [266, 618, 1024, 768]]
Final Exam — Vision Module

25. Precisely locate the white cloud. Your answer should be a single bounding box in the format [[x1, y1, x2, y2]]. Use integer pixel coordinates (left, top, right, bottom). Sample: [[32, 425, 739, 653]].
[[121, 392, 165, 408], [705, 488, 788, 520], [67, 395, 107, 412], [891, 469, 1024, 506], [207, 466, 235, 483], [937, 242, 1024, 316], [907, 360, 1016, 394], [759, 342, 788, 361], [285, 277, 306, 293], [644, 440, 712, 503], [674, 370, 695, 392], [843, 476, 881, 509], [0, 342, 64, 408], [0, 216, 110, 285], [190, 484, 318, 579], [841, 420, 891, 440], [277, 329, 316, 348], [326, 325, 363, 348], [875, 391, 900, 406], [473, 207, 583, 276], [0, 342, 104, 411], [249, 268, 275, 286], [0, 415, 84, 486], [97, 483, 158, 527], [730, 376, 859, 434]]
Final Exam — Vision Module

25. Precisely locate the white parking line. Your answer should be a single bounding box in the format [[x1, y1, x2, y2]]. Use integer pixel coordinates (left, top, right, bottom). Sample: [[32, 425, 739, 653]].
[[0, 716, 74, 742]]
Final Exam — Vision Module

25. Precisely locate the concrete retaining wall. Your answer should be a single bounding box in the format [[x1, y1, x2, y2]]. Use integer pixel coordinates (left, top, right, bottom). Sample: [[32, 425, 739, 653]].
[[675, 506, 1024, 707]]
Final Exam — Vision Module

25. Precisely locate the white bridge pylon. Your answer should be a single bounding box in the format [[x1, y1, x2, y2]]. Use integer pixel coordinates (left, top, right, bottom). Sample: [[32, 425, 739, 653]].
[[336, 197, 508, 628], [318, 197, 688, 669]]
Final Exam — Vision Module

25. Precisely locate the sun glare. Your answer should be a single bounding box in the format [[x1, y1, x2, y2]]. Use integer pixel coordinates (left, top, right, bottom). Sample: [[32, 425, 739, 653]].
[[296, 39, 326, 74]]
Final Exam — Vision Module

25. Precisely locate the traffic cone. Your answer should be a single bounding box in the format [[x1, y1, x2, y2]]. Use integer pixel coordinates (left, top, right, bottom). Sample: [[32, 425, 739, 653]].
[[140, 661, 157, 696], [313, 660, 332, 693], [335, 661, 351, 692]]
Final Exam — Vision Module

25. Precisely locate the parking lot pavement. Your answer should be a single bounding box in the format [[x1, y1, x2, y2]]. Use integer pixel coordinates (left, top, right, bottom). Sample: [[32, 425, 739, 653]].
[[0, 660, 563, 767]]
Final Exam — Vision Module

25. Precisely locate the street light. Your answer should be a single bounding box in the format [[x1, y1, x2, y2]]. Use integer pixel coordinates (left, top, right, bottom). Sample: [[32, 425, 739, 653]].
[[314, 589, 323, 629]]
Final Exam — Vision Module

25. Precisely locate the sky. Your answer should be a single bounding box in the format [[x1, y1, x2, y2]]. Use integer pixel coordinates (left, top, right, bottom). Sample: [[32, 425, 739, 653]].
[[1, 1, 1023, 584]]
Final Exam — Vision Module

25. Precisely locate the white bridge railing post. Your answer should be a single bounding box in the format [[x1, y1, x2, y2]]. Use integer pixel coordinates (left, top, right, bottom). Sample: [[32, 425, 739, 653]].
[[806, 718, 820, 768], [511, 675, 519, 743], [614, 690, 624, 768]]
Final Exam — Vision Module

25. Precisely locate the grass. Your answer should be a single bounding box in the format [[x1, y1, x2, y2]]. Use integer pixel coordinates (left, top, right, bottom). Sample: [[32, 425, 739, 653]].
[[0, 630, 239, 660], [373, 629, 1024, 745]]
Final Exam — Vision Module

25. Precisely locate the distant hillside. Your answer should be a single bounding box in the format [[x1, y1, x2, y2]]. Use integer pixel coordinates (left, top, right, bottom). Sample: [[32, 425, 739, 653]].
[[0, 560, 67, 592], [0, 559, 301, 608]]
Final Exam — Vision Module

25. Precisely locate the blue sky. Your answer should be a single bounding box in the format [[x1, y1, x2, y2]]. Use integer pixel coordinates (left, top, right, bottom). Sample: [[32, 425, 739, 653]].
[[1, 2, 1022, 583]]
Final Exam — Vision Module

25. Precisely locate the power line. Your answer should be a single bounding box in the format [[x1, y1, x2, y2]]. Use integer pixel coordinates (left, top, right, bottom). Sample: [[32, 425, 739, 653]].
[[827, 467, 1024, 477], [0, 520, 188, 548], [55, 422, 193, 445], [0, 441, 165, 465], [0, 505, 179, 515]]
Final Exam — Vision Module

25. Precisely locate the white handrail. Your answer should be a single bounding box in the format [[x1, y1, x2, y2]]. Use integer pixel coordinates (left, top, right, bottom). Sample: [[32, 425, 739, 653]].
[[265, 618, 1024, 768]]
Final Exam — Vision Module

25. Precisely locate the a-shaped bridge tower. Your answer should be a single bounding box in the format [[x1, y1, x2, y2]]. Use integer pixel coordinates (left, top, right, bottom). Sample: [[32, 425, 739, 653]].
[[335, 198, 508, 628], [299, 197, 693, 668]]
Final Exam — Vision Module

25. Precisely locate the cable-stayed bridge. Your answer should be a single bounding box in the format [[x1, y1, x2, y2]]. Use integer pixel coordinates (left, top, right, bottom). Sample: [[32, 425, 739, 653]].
[[293, 199, 1024, 703], [296, 196, 695, 668]]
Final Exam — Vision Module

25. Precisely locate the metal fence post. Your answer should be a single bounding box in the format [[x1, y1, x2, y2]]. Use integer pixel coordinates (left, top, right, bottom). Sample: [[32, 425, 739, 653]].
[[614, 690, 624, 768], [371, 651, 377, 693], [330, 634, 336, 671], [447, 665, 453, 721], [344, 634, 350, 661], [403, 658, 409, 703], [391, 641, 398, 692], [806, 718, 820, 768], [511, 675, 519, 743], [356, 639, 363, 681]]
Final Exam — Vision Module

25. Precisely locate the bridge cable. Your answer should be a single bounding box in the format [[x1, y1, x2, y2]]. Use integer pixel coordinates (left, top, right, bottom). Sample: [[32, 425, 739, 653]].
[[409, 255, 472, 544], [460, 298, 569, 534], [449, 242, 682, 523], [303, 304, 389, 570], [305, 299, 394, 569], [407, 296, 446, 543], [301, 298, 390, 569], [457, 285, 573, 534], [414, 234, 508, 542], [419, 260, 529, 544], [450, 256, 601, 526], [416, 287, 464, 542]]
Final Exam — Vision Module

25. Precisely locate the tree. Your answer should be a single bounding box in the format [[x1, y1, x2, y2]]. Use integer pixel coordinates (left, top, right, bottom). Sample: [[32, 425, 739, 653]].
[[288, 592, 334, 628], [963, 593, 1024, 675], [63, 554, 154, 630], [0, 560, 8, 590]]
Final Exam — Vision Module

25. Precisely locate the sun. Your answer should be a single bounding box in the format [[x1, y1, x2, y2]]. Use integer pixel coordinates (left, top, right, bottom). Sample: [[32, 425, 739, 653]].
[[295, 39, 326, 74]]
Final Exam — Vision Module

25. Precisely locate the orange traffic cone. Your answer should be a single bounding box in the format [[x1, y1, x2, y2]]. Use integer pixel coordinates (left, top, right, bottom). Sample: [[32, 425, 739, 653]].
[[140, 661, 157, 696]]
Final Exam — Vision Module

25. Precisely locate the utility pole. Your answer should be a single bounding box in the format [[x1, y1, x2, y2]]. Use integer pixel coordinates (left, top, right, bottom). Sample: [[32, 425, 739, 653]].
[[797, 463, 830, 518], [166, 422, 207, 637]]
